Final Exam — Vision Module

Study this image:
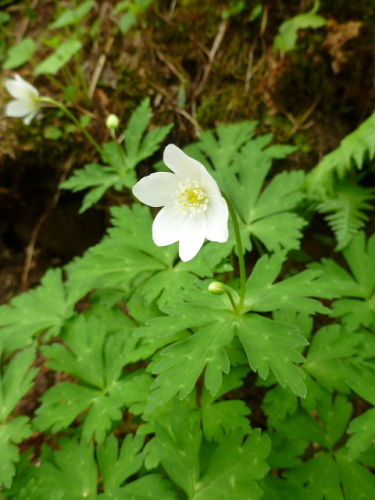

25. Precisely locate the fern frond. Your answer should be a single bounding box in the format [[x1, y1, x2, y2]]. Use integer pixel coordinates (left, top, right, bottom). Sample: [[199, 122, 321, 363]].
[[317, 181, 375, 250], [306, 111, 375, 199]]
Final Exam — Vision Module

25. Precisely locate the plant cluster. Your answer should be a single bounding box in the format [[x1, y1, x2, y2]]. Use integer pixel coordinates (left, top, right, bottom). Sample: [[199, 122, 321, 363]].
[[1, 1, 375, 499]]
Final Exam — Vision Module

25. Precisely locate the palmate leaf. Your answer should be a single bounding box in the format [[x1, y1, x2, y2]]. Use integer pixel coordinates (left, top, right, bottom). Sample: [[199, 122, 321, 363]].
[[66, 204, 172, 293], [61, 162, 135, 214], [214, 138, 305, 252], [67, 204, 230, 302], [34, 316, 153, 442], [317, 180, 375, 250], [0, 268, 81, 355], [306, 110, 375, 199], [346, 408, 375, 461], [97, 434, 144, 491], [0, 345, 38, 488], [31, 439, 97, 500], [303, 324, 361, 393], [153, 400, 270, 500], [184, 122, 300, 252], [200, 367, 251, 441], [61, 98, 173, 212], [281, 392, 375, 499], [237, 315, 307, 397], [243, 250, 339, 315], [312, 231, 375, 331]]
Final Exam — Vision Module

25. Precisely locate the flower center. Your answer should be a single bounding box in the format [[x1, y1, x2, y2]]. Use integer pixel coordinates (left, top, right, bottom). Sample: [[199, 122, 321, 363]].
[[175, 179, 209, 217]]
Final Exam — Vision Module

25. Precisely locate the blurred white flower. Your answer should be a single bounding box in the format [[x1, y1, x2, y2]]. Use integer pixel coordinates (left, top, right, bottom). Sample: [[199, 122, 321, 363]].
[[4, 74, 40, 125], [133, 144, 229, 261]]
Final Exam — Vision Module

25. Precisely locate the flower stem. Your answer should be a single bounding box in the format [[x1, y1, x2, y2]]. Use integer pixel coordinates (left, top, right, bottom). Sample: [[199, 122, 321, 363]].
[[222, 193, 246, 311], [39, 97, 103, 155]]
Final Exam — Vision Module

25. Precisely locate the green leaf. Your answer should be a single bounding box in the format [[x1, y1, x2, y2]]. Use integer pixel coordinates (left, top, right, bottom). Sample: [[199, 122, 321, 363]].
[[316, 181, 374, 250], [147, 313, 235, 412], [243, 251, 337, 315], [49, 0, 95, 29], [0, 418, 33, 489], [314, 232, 375, 331], [262, 385, 298, 428], [260, 475, 311, 500], [67, 205, 172, 293], [237, 315, 307, 397], [192, 121, 258, 171], [347, 408, 375, 460], [0, 345, 38, 421], [60, 163, 133, 213], [97, 434, 144, 490], [34, 439, 97, 500], [35, 39, 82, 75], [304, 325, 361, 393], [100, 474, 178, 499], [216, 139, 305, 252], [0, 268, 79, 355], [34, 316, 150, 442], [193, 428, 270, 500], [274, 1, 327, 51], [201, 367, 251, 441], [3, 38, 37, 69], [306, 110, 375, 198], [124, 99, 173, 170], [154, 400, 201, 498]]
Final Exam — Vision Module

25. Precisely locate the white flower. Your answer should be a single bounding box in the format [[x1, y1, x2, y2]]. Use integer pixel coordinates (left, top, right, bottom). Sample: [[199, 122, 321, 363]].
[[4, 74, 40, 125], [132, 144, 229, 262]]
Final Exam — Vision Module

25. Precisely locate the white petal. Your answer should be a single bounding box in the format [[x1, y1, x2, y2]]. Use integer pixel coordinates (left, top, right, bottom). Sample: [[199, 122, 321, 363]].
[[164, 144, 207, 180], [152, 204, 188, 246], [132, 172, 180, 207], [5, 100, 37, 118], [205, 197, 229, 242], [179, 215, 206, 261], [23, 110, 39, 125], [5, 75, 39, 100]]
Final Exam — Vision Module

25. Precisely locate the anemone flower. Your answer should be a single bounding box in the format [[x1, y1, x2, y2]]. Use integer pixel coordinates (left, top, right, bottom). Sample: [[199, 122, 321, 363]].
[[133, 144, 229, 261], [5, 74, 40, 125]]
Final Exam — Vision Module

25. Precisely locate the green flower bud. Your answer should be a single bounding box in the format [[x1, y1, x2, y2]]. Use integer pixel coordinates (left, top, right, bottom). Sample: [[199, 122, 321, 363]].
[[208, 281, 226, 295], [106, 113, 120, 130]]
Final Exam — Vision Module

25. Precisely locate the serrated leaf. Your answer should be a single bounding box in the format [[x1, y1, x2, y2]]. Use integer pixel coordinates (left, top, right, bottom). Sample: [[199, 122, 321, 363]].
[[237, 315, 307, 397], [243, 251, 337, 315], [314, 232, 375, 331], [262, 385, 298, 428], [0, 345, 38, 421], [201, 367, 251, 441], [0, 268, 79, 355], [60, 163, 133, 213], [66, 204, 172, 293], [304, 325, 361, 392], [34, 439, 97, 500], [100, 474, 178, 499], [347, 408, 375, 460], [35, 39, 82, 75], [0, 417, 33, 489], [97, 434, 144, 490], [213, 138, 306, 252], [34, 316, 148, 442], [147, 313, 235, 412], [154, 400, 201, 498], [193, 428, 270, 500]]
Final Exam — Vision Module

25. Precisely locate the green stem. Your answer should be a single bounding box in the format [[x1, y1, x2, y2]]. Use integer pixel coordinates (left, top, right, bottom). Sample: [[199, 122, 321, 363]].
[[222, 193, 246, 311], [39, 97, 103, 155]]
